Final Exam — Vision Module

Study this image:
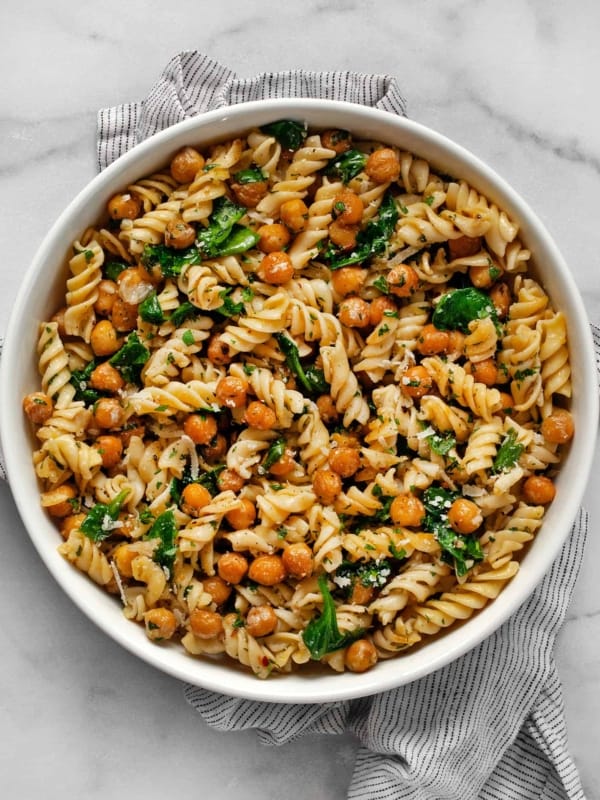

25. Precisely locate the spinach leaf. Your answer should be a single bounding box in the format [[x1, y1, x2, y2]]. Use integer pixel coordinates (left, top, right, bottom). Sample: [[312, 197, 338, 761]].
[[325, 149, 367, 183], [422, 486, 483, 578], [275, 333, 330, 396], [171, 464, 225, 503], [260, 119, 307, 151], [196, 197, 259, 258], [327, 192, 399, 269], [232, 166, 266, 184], [138, 290, 166, 324], [169, 301, 198, 327], [428, 431, 457, 457], [302, 575, 364, 660], [261, 437, 286, 472], [492, 429, 524, 473], [141, 244, 202, 278], [215, 288, 244, 318], [104, 261, 128, 281], [109, 332, 150, 384], [80, 489, 130, 543], [70, 360, 100, 405], [432, 287, 501, 334], [146, 509, 178, 573]]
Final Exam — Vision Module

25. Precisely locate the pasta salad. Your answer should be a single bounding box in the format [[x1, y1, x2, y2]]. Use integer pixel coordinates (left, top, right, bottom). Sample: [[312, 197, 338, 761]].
[[23, 120, 574, 677]]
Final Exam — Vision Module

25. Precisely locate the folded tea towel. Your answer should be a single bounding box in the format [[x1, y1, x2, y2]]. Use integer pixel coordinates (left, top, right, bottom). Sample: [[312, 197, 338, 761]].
[[43, 50, 597, 799]]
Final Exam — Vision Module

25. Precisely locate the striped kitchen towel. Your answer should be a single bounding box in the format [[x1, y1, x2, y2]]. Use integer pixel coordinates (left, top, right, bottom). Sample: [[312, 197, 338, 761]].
[[102, 50, 594, 799]]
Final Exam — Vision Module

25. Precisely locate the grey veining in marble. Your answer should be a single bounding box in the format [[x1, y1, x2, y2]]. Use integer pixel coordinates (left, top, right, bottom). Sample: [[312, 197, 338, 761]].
[[1, 1, 599, 798]]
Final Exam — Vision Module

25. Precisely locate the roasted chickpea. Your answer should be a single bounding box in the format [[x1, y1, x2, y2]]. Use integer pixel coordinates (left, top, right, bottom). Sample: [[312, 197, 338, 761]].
[[183, 413, 218, 445], [181, 483, 212, 515], [281, 542, 313, 579], [447, 498, 483, 534], [170, 146, 205, 183], [225, 498, 257, 530], [369, 295, 398, 326], [203, 576, 232, 606], [218, 552, 249, 585], [244, 401, 277, 430], [331, 267, 367, 297], [345, 638, 378, 673], [328, 446, 361, 478], [416, 323, 451, 356], [316, 395, 339, 425], [321, 128, 352, 154], [541, 409, 574, 444], [118, 266, 154, 305], [164, 217, 196, 249], [257, 251, 294, 285], [202, 433, 228, 461], [231, 179, 268, 208], [246, 605, 278, 637], [119, 421, 145, 448], [328, 220, 358, 250], [217, 469, 245, 493], [95, 435, 123, 469], [206, 334, 234, 366], [365, 148, 400, 183], [268, 452, 297, 477], [40, 484, 77, 518], [390, 494, 426, 527], [332, 189, 363, 226], [448, 235, 482, 260], [279, 198, 309, 233], [349, 582, 374, 606], [469, 358, 499, 387], [446, 330, 465, 359], [189, 608, 224, 639], [489, 282, 511, 320], [94, 279, 118, 316], [92, 397, 126, 430], [216, 375, 249, 409], [111, 298, 139, 332], [498, 391, 515, 416], [107, 192, 142, 221], [400, 365, 434, 399], [256, 223, 291, 253], [89, 362, 124, 393], [338, 296, 371, 328], [60, 512, 86, 540], [523, 475, 556, 505], [248, 554, 287, 586], [23, 392, 54, 425], [145, 608, 178, 641], [387, 264, 419, 297], [469, 263, 503, 289], [90, 319, 121, 357], [113, 544, 137, 578]]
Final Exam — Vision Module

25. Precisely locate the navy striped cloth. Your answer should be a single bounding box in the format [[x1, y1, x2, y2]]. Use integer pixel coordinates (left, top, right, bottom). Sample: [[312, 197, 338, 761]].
[[95, 51, 593, 799]]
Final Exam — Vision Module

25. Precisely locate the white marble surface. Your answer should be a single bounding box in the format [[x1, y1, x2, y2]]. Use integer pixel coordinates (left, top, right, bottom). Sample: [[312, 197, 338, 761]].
[[1, 1, 599, 797]]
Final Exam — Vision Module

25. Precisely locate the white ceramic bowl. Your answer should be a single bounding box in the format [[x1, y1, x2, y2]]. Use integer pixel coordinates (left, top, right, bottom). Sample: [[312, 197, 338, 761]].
[[2, 99, 597, 703]]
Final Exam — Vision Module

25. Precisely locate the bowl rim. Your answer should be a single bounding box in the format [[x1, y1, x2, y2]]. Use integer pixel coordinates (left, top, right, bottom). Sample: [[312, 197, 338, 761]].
[[2, 97, 597, 703]]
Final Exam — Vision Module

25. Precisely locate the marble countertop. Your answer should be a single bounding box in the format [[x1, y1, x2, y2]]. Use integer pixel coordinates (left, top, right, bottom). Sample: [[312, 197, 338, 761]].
[[1, 1, 599, 797]]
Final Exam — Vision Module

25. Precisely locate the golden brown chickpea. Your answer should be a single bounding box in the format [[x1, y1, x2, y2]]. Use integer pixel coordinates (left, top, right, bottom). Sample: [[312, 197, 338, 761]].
[[331, 267, 367, 297], [281, 542, 313, 580], [489, 282, 511, 320], [206, 334, 234, 365], [268, 453, 297, 477], [202, 433, 228, 461], [257, 251, 294, 285], [89, 362, 124, 394], [523, 475, 556, 505], [256, 223, 292, 253], [469, 263, 503, 289], [95, 435, 123, 469], [189, 608, 224, 639], [170, 146, 205, 183], [369, 296, 398, 326], [400, 365, 434, 399], [60, 512, 86, 540], [316, 395, 339, 425], [344, 638, 378, 673], [145, 608, 178, 642], [107, 192, 143, 221], [338, 296, 371, 328], [469, 358, 499, 387], [90, 319, 121, 357], [248, 554, 287, 586], [331, 432, 360, 449], [448, 235, 482, 260], [279, 198, 309, 233], [117, 266, 154, 305], [446, 330, 465, 359], [244, 401, 277, 430], [332, 189, 363, 226], [321, 128, 352, 154], [181, 483, 212, 515], [498, 391, 515, 416], [447, 498, 483, 534], [349, 582, 374, 606], [183, 413, 218, 445], [217, 469, 245, 493], [218, 552, 249, 585], [118, 421, 145, 448], [41, 484, 77, 518], [328, 220, 359, 250], [416, 323, 451, 356], [164, 217, 196, 250], [328, 446, 361, 478], [216, 376, 249, 409], [94, 279, 118, 316], [246, 605, 278, 637], [231, 179, 268, 208], [387, 264, 419, 297], [23, 392, 54, 425], [203, 576, 232, 606], [225, 498, 257, 530], [390, 494, 426, 527], [312, 469, 343, 505], [365, 148, 400, 184], [111, 298, 139, 333], [540, 409, 574, 444], [92, 397, 126, 430], [113, 544, 137, 578]]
